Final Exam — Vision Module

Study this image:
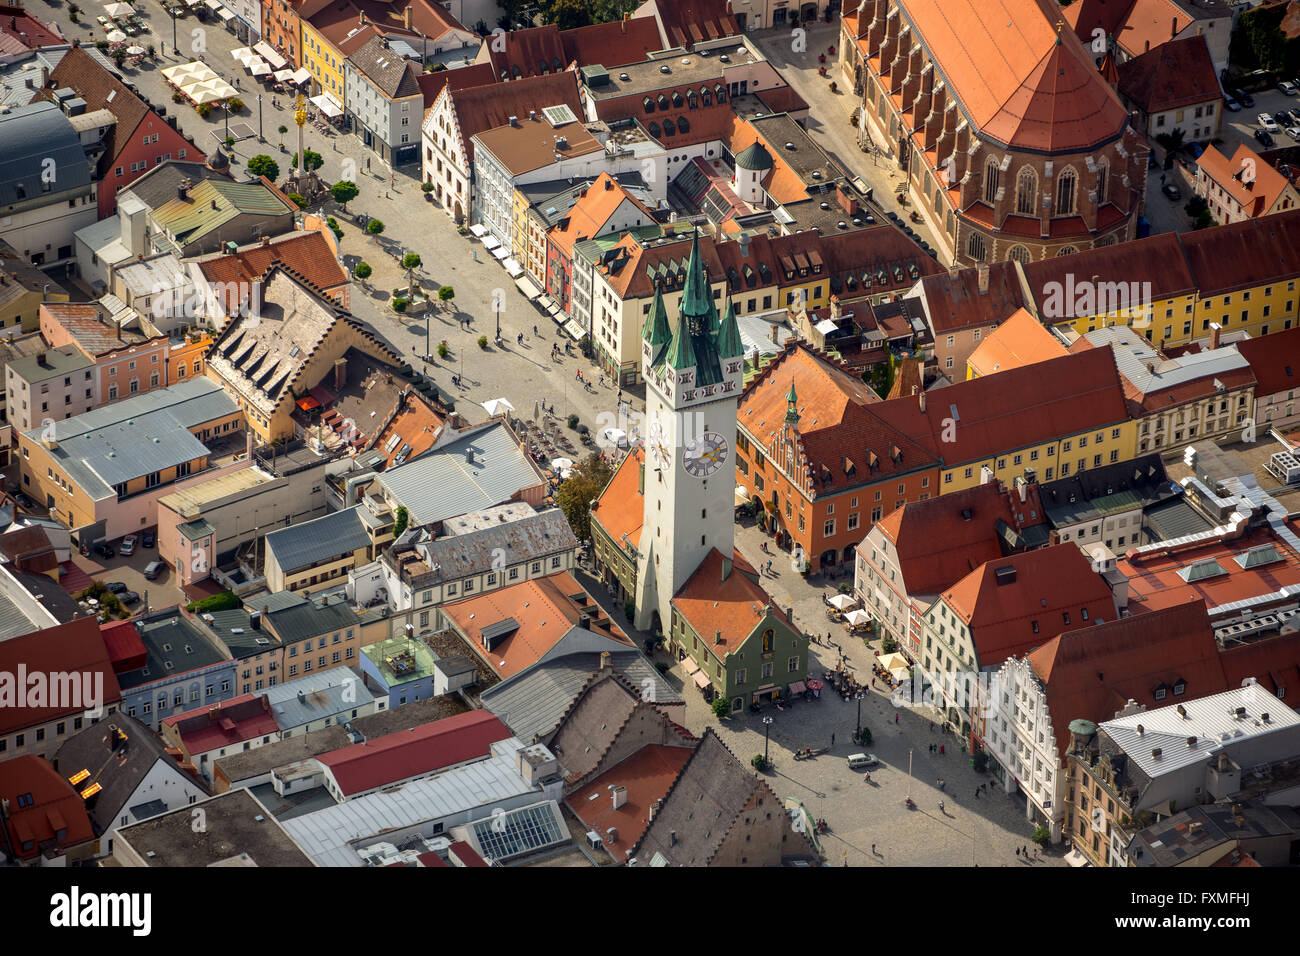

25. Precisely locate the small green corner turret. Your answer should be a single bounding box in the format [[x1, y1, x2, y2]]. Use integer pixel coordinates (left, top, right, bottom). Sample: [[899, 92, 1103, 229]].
[[717, 297, 743, 360]]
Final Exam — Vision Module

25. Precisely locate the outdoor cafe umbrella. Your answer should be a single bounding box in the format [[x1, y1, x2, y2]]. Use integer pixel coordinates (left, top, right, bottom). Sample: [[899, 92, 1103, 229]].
[[246, 58, 271, 77], [551, 457, 574, 479], [829, 593, 857, 611], [103, 1, 134, 15], [482, 397, 514, 417], [106, 29, 128, 43], [125, 45, 145, 55], [844, 609, 872, 627]]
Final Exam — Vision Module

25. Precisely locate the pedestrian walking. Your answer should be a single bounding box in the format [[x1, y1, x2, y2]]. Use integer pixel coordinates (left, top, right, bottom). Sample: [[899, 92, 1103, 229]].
[[929, 721, 934, 732], [1023, 845, 1029, 857], [940, 744, 945, 755], [831, 733, 835, 747], [1016, 847, 1021, 857], [938, 800, 944, 813], [871, 843, 876, 855], [533, 324, 539, 336], [894, 713, 899, 724]]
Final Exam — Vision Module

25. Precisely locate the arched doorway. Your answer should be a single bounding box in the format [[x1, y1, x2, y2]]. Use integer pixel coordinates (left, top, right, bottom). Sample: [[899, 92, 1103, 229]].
[[800, 2, 817, 21], [820, 548, 838, 568], [842, 545, 856, 564]]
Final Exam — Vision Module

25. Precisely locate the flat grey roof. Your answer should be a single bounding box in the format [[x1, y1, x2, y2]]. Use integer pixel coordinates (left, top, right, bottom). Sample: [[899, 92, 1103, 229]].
[[377, 422, 543, 525], [116, 789, 314, 866], [263, 666, 375, 729], [265, 507, 370, 574]]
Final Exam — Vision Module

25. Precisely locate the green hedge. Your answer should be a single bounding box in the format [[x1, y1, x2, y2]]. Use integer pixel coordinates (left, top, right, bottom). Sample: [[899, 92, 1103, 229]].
[[185, 591, 239, 613]]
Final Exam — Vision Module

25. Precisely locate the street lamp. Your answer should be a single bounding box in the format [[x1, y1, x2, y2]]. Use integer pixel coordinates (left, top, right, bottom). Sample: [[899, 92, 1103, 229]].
[[494, 297, 500, 342], [762, 715, 774, 763], [855, 691, 865, 738], [257, 93, 263, 142], [223, 100, 230, 141], [169, 5, 177, 58]]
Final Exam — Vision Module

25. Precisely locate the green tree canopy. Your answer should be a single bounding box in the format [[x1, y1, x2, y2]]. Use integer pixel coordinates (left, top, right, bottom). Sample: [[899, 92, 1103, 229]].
[[247, 154, 280, 182], [330, 180, 359, 209], [555, 452, 614, 541]]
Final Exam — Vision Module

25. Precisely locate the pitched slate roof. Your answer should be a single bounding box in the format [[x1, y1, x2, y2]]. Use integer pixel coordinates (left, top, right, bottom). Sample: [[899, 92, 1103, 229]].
[[265, 506, 371, 575], [0, 101, 92, 206], [53, 713, 206, 834], [348, 35, 422, 98], [1234, 326, 1300, 397], [416, 508, 578, 581], [446, 71, 583, 165]]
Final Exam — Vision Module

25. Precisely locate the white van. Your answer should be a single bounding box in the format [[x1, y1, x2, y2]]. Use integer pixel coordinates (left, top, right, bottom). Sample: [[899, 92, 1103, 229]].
[[847, 753, 878, 770]]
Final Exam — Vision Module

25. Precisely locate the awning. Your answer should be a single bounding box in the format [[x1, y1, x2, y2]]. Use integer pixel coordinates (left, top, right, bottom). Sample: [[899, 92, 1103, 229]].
[[217, 7, 234, 20], [683, 658, 700, 676], [254, 40, 287, 70], [203, 0, 220, 9], [562, 319, 586, 341], [515, 275, 543, 299], [310, 93, 342, 117], [788, 680, 807, 695], [692, 670, 711, 689], [469, 223, 488, 238], [273, 68, 295, 82], [504, 258, 524, 278], [246, 57, 270, 76], [877, 652, 910, 672], [491, 245, 509, 260], [480, 234, 500, 251], [290, 67, 312, 86], [546, 302, 562, 316], [828, 593, 856, 611], [844, 609, 871, 626], [296, 396, 321, 411]]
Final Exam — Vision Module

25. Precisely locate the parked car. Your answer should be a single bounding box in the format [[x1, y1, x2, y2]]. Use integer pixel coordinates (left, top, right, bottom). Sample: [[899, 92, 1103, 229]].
[[104, 581, 127, 594], [119, 590, 141, 605], [1259, 113, 1280, 132], [1275, 112, 1292, 127], [1280, 80, 1298, 96], [1236, 89, 1255, 107], [144, 560, 165, 581], [120, 534, 136, 556], [94, 542, 115, 559], [1255, 128, 1276, 148], [1287, 126, 1300, 143], [142, 531, 156, 549], [847, 753, 880, 770], [1162, 182, 1183, 201], [1223, 95, 1241, 112]]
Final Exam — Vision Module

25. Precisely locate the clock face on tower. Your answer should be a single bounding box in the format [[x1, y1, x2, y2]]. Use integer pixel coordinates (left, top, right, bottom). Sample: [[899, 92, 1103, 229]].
[[683, 431, 729, 478], [648, 420, 670, 470]]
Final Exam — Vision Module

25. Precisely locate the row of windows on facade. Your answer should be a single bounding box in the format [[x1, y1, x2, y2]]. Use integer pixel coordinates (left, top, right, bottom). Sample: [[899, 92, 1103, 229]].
[[116, 148, 186, 178], [0, 713, 93, 752]]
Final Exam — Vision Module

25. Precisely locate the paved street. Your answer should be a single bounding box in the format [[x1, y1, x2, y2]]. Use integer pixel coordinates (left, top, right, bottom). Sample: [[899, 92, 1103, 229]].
[[750, 21, 948, 262]]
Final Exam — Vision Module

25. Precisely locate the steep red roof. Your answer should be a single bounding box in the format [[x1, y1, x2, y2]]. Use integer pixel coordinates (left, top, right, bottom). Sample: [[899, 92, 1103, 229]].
[[649, 0, 739, 49], [318, 711, 511, 796], [942, 542, 1115, 667], [1117, 34, 1220, 113], [0, 756, 94, 861], [418, 62, 496, 102], [871, 481, 1046, 596], [562, 16, 663, 68], [197, 232, 348, 297], [917, 261, 1026, 334], [448, 71, 582, 164], [1026, 600, 1227, 762], [1234, 327, 1300, 397], [591, 446, 646, 550], [484, 23, 566, 80], [162, 694, 278, 755], [1219, 631, 1300, 706], [101, 620, 147, 672], [566, 744, 693, 860], [1021, 232, 1196, 316], [874, 347, 1129, 464], [1178, 208, 1300, 296], [0, 618, 121, 736], [0, 4, 64, 50], [672, 549, 782, 652], [1196, 143, 1295, 220]]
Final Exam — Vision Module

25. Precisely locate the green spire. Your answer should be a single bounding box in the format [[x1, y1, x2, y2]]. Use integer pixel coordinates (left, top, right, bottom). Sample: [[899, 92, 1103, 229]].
[[785, 381, 799, 425], [642, 282, 671, 349], [665, 304, 698, 371], [717, 297, 743, 359], [680, 228, 712, 323]]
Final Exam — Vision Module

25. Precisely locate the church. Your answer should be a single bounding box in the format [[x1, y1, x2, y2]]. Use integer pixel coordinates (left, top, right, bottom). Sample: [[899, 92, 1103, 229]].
[[590, 232, 809, 712]]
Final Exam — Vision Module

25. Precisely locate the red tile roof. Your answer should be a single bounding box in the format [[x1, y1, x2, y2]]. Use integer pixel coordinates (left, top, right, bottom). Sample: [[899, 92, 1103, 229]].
[[591, 446, 645, 550], [0, 4, 64, 50], [566, 743, 694, 860], [874, 347, 1130, 465], [318, 711, 511, 796], [0, 618, 121, 736], [448, 71, 583, 165], [1026, 600, 1227, 761], [562, 16, 664, 69], [942, 542, 1115, 667], [1234, 327, 1300, 397], [197, 232, 348, 300], [1117, 34, 1220, 113], [448, 840, 490, 866], [101, 620, 147, 672], [1021, 232, 1196, 316], [162, 694, 278, 755], [1219, 631, 1300, 706], [1111, 0, 1194, 60], [671, 548, 781, 653], [440, 570, 632, 679], [418, 62, 496, 102], [1118, 526, 1300, 615], [917, 260, 1026, 333], [649, 0, 740, 49], [870, 481, 1047, 596], [0, 756, 94, 860], [548, 172, 657, 258], [1177, 207, 1300, 296], [897, 0, 1130, 152], [1196, 142, 1294, 220], [366, 388, 451, 467], [966, 307, 1067, 376]]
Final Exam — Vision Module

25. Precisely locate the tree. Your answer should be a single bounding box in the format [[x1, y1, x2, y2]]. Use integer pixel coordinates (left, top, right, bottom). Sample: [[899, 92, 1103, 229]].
[[711, 696, 731, 719], [555, 452, 614, 540], [1184, 195, 1209, 218], [392, 506, 409, 538], [293, 149, 323, 172], [247, 154, 280, 182], [287, 192, 307, 209], [353, 262, 372, 281], [1032, 824, 1050, 847], [366, 219, 385, 239], [227, 97, 245, 113], [751, 754, 770, 772], [438, 285, 455, 310], [330, 180, 359, 210], [880, 633, 898, 654], [548, 0, 591, 29], [401, 252, 422, 297]]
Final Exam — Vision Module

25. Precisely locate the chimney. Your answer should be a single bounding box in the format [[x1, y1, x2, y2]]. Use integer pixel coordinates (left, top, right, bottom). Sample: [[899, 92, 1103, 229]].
[[249, 277, 264, 320], [915, 386, 925, 412], [1208, 322, 1221, 350], [37, 351, 48, 368], [508, 115, 519, 127], [211, 199, 219, 211], [529, 110, 537, 121], [250, 610, 261, 630], [829, 295, 841, 321], [403, 4, 411, 29], [722, 556, 732, 582], [334, 356, 347, 390], [611, 785, 628, 810], [714, 630, 721, 645], [977, 263, 990, 294], [599, 651, 612, 670], [579, 612, 592, 630], [1145, 40, 1150, 53], [947, 262, 960, 281], [178, 179, 190, 203], [321, 594, 329, 606], [1171, 17, 1177, 39], [604, 176, 613, 190]]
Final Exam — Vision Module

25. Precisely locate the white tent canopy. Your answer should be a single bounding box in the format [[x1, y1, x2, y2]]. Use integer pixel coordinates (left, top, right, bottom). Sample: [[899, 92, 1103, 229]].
[[483, 397, 515, 417], [254, 41, 287, 69], [309, 93, 342, 117], [103, 2, 134, 16], [231, 46, 255, 64], [105, 29, 127, 43], [828, 593, 857, 611], [289, 67, 312, 85], [163, 60, 215, 86], [844, 609, 872, 627], [246, 58, 271, 76], [273, 68, 295, 82]]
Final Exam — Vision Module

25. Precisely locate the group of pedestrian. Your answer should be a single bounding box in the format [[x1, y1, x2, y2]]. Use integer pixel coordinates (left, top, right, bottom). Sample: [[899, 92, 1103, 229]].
[[974, 783, 987, 799], [1015, 845, 1039, 859]]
